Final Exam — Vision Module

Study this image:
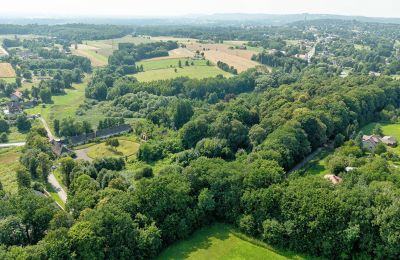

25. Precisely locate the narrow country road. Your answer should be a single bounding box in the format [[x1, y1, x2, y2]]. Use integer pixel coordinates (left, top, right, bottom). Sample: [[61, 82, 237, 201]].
[[48, 173, 67, 203], [0, 142, 26, 147], [287, 147, 323, 175], [38, 116, 56, 141]]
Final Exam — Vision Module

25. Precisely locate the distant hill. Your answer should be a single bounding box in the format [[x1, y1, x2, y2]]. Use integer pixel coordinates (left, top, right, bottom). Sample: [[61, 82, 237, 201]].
[[0, 13, 399, 26]]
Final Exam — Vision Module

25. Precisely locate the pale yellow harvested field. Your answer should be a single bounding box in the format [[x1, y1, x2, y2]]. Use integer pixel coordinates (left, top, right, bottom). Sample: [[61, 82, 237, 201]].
[[185, 42, 259, 72], [151, 36, 197, 43], [71, 48, 108, 67], [0, 63, 16, 77], [145, 48, 194, 61], [204, 50, 260, 73]]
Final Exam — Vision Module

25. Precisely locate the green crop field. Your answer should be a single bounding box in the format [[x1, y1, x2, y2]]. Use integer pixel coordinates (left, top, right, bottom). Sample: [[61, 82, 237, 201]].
[[137, 58, 209, 71], [156, 223, 309, 260], [86, 139, 140, 159], [0, 147, 21, 193], [133, 65, 232, 82]]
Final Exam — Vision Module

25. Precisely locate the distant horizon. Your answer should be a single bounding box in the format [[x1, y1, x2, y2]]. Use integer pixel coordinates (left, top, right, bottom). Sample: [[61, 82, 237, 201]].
[[0, 0, 399, 19]]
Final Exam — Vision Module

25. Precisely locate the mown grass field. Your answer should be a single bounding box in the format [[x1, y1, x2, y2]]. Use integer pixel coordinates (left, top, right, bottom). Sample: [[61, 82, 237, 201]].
[[156, 223, 310, 260], [300, 148, 332, 176], [137, 58, 209, 71], [0, 147, 21, 193], [0, 77, 16, 84], [133, 65, 232, 82], [86, 139, 140, 159], [7, 127, 28, 143]]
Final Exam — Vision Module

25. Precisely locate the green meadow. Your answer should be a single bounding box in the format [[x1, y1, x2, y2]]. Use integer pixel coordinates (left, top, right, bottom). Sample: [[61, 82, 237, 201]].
[[156, 223, 311, 260]]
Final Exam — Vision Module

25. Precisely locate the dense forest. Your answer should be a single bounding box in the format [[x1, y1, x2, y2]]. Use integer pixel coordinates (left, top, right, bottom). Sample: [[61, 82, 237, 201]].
[[2, 18, 400, 259]]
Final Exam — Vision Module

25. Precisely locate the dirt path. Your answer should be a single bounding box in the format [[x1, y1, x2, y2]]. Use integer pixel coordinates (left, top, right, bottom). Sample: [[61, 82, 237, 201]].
[[38, 116, 56, 141], [287, 147, 323, 175], [75, 148, 93, 162]]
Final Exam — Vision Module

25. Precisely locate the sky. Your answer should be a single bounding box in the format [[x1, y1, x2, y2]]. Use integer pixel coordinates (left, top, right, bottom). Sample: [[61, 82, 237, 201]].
[[0, 0, 399, 18]]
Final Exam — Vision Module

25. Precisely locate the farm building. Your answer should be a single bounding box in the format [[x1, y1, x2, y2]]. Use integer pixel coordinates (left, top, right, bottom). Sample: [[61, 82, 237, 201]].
[[362, 134, 397, 151], [51, 140, 72, 156], [4, 102, 22, 115], [69, 124, 132, 146], [10, 90, 23, 101]]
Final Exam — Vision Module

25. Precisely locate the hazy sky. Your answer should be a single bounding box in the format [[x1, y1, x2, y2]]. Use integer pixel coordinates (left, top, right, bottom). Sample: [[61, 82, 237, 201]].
[[1, 0, 399, 18]]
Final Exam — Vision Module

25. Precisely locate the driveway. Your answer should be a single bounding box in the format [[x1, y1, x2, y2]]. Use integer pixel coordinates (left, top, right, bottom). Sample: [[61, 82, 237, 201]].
[[75, 148, 93, 162], [38, 116, 56, 141], [48, 173, 67, 203]]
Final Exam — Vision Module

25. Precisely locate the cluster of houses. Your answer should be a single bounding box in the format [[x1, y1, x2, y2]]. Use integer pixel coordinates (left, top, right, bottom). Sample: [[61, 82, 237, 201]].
[[362, 134, 397, 151], [324, 134, 397, 185], [51, 124, 133, 156], [2, 90, 37, 117]]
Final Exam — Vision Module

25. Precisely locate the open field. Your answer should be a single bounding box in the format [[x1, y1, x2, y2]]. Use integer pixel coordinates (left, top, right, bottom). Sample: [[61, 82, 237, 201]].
[[0, 147, 21, 193], [150, 36, 197, 43], [299, 148, 332, 176], [24, 77, 104, 135], [185, 42, 259, 73], [137, 58, 208, 71], [145, 48, 195, 61], [7, 127, 28, 143], [133, 65, 232, 82], [86, 139, 140, 159], [72, 46, 108, 67], [354, 44, 371, 51], [1, 77, 16, 84], [156, 223, 310, 260], [0, 62, 16, 78]]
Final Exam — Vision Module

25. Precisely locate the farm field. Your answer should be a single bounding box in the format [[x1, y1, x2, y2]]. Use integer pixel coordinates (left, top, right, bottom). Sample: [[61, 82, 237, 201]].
[[72, 46, 108, 67], [0, 147, 21, 193], [155, 223, 309, 260], [133, 65, 232, 82], [1, 77, 15, 84], [185, 42, 260, 72], [86, 139, 140, 159], [0, 62, 16, 78], [137, 58, 208, 71]]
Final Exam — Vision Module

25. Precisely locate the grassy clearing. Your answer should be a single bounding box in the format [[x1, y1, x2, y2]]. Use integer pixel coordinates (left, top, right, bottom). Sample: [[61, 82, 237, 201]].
[[0, 147, 21, 193], [133, 66, 232, 82], [45, 183, 65, 209], [156, 223, 310, 260], [300, 148, 332, 176], [137, 58, 209, 71], [354, 44, 371, 51], [24, 78, 104, 135], [7, 127, 27, 143], [86, 139, 140, 159], [72, 48, 108, 67]]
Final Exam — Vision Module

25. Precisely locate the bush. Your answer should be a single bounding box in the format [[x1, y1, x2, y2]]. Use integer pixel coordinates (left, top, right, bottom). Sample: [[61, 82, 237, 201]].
[[134, 166, 154, 180]]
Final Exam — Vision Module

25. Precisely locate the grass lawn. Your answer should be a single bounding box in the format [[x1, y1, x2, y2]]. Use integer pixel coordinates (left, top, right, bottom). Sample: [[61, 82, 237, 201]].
[[0, 77, 16, 84], [156, 223, 311, 260], [133, 66, 232, 82], [300, 148, 333, 176], [45, 183, 65, 209], [0, 147, 21, 193], [86, 139, 140, 159], [7, 127, 28, 143], [137, 58, 209, 71]]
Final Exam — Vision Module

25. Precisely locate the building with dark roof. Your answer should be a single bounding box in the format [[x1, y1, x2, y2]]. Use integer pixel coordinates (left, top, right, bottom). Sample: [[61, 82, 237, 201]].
[[96, 124, 132, 139], [51, 140, 72, 156], [69, 132, 95, 146]]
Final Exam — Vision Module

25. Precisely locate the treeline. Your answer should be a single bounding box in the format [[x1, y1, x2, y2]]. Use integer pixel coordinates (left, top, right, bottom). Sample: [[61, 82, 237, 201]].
[[86, 68, 256, 101], [252, 51, 308, 73], [217, 61, 237, 74], [0, 24, 130, 41], [22, 55, 91, 73]]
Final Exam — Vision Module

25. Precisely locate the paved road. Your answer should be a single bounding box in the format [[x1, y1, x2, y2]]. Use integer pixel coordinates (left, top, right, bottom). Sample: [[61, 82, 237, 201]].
[[0, 142, 26, 147], [48, 173, 67, 203]]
